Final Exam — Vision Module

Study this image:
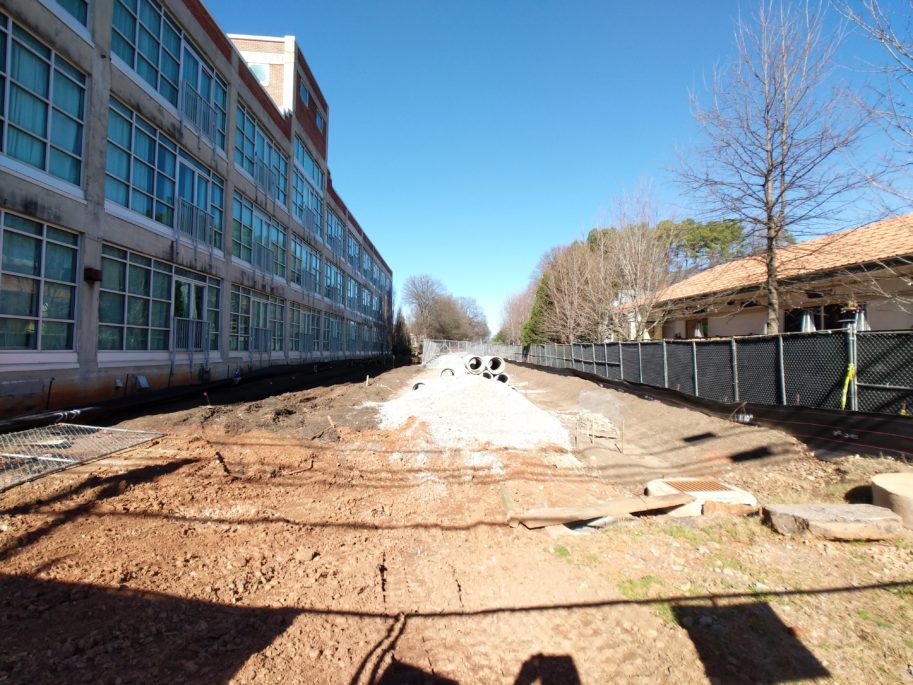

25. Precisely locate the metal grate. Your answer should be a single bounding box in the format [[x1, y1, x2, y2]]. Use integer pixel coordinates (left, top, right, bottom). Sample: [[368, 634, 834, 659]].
[[0, 424, 163, 491], [665, 479, 734, 493], [666, 342, 695, 395]]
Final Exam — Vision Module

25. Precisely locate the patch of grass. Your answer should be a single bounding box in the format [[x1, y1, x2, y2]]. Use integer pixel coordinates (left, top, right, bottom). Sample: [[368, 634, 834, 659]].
[[550, 544, 571, 560], [619, 575, 660, 600], [654, 601, 675, 624], [661, 524, 707, 546], [858, 609, 894, 630], [905, 638, 913, 650]]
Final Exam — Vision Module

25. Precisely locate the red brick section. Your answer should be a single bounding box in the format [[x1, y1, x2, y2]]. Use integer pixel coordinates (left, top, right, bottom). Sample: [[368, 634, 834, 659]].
[[295, 72, 327, 160], [295, 49, 329, 113], [658, 212, 913, 304], [327, 179, 392, 276], [237, 61, 291, 139], [182, 0, 233, 61]]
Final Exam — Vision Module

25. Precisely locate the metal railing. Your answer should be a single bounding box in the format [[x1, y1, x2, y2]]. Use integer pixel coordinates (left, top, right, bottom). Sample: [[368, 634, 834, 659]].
[[252, 242, 274, 275], [180, 81, 216, 141], [253, 158, 278, 198], [422, 329, 913, 416], [176, 199, 214, 245], [171, 317, 211, 378], [303, 207, 320, 235]]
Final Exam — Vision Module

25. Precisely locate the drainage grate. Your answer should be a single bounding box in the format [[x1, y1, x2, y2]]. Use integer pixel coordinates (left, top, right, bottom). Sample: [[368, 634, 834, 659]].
[[0, 424, 163, 491], [665, 479, 734, 493]]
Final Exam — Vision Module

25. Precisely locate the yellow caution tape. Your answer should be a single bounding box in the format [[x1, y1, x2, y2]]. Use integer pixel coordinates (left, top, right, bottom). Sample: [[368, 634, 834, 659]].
[[840, 363, 856, 411]]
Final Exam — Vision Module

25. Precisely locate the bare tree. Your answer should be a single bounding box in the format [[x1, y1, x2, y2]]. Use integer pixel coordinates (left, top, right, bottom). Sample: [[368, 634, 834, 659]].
[[499, 286, 535, 344], [837, 0, 913, 203], [680, 1, 870, 333], [402, 274, 443, 339], [538, 241, 593, 343]]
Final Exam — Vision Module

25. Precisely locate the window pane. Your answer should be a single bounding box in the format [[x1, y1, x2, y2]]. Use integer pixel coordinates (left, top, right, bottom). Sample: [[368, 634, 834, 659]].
[[2, 232, 40, 275], [131, 189, 153, 217], [41, 320, 73, 349], [108, 109, 131, 148], [57, 0, 88, 25], [98, 325, 123, 350], [133, 128, 155, 163], [49, 149, 80, 184], [0, 317, 37, 349], [0, 274, 39, 316], [105, 176, 129, 205], [127, 265, 150, 295], [138, 0, 160, 33], [126, 326, 148, 350], [8, 127, 46, 169], [9, 85, 48, 137], [11, 42, 50, 96], [162, 19, 180, 55], [43, 282, 74, 319], [152, 271, 170, 299], [111, 33, 134, 65], [127, 296, 148, 325], [150, 328, 168, 350], [52, 73, 84, 119], [44, 243, 76, 283], [113, 2, 136, 40], [51, 111, 81, 153], [47, 227, 78, 246], [132, 159, 154, 193], [137, 26, 159, 62], [106, 143, 129, 180], [3, 214, 41, 235], [101, 257, 125, 290], [99, 291, 125, 324], [150, 299, 169, 327]]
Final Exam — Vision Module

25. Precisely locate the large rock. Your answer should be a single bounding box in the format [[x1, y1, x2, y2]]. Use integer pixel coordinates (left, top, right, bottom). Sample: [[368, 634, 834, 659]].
[[763, 503, 902, 540]]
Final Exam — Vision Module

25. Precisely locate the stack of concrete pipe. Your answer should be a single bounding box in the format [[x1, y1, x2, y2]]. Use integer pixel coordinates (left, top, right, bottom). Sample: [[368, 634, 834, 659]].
[[412, 353, 510, 390], [465, 355, 510, 384]]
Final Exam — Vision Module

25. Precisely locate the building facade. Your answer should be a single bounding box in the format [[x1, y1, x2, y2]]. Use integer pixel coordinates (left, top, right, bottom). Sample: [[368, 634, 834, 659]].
[[0, 0, 393, 414]]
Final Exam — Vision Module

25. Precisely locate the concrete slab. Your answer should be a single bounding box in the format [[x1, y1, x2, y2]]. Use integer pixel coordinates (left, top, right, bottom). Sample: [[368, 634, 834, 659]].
[[763, 503, 903, 540]]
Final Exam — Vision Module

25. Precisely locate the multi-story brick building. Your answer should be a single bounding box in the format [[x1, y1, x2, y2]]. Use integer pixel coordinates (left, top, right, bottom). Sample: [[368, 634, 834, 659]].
[[0, 0, 393, 414]]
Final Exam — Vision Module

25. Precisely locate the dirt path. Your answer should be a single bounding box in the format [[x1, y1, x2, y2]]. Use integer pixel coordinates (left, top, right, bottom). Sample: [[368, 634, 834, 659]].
[[0, 364, 911, 684]]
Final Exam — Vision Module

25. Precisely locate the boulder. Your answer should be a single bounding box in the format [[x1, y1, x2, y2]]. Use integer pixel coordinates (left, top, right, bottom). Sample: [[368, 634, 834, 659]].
[[763, 503, 902, 540]]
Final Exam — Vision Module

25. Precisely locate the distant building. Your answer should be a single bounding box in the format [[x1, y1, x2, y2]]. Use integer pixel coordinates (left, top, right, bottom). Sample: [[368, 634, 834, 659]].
[[656, 213, 913, 339], [0, 0, 392, 414]]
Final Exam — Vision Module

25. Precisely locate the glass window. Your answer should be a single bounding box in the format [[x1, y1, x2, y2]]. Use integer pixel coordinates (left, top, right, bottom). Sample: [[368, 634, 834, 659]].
[[111, 0, 181, 106], [315, 112, 325, 134], [326, 210, 344, 255], [55, 0, 89, 26], [180, 42, 227, 150], [177, 150, 224, 249], [231, 191, 286, 277], [98, 244, 219, 351], [235, 101, 288, 205], [0, 210, 78, 350], [0, 16, 86, 184], [105, 98, 176, 226]]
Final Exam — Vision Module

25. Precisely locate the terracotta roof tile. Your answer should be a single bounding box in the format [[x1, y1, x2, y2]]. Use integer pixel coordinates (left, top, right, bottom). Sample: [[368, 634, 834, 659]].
[[658, 212, 913, 303]]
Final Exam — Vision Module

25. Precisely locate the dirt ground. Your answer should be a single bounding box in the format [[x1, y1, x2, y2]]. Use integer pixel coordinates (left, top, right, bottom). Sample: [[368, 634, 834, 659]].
[[0, 362, 911, 684]]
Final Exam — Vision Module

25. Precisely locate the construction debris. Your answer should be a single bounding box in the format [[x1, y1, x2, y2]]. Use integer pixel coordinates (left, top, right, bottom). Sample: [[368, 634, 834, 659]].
[[871, 472, 913, 528], [762, 503, 903, 540], [515, 493, 695, 529], [645, 477, 758, 517]]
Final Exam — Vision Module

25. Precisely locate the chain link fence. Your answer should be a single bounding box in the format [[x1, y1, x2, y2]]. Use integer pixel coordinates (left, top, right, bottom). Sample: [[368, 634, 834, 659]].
[[0, 424, 164, 491], [422, 329, 913, 416]]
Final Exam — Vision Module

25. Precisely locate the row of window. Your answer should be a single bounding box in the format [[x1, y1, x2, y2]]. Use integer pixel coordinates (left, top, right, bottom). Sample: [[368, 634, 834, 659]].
[[1, 10, 391, 293], [229, 284, 385, 354], [0, 205, 386, 353]]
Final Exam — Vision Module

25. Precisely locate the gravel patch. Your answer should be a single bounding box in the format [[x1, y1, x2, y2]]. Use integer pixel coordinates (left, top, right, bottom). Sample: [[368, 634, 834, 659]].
[[379, 374, 571, 450]]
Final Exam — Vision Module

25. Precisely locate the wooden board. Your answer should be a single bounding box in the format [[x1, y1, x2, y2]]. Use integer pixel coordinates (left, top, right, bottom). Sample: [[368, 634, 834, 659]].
[[516, 493, 695, 529]]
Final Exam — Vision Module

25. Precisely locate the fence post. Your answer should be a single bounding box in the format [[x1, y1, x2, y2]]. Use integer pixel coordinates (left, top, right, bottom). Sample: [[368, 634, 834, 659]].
[[731, 338, 739, 402], [662, 340, 669, 388], [618, 342, 624, 380], [848, 326, 858, 411], [777, 335, 787, 405], [692, 341, 699, 396], [637, 341, 643, 383], [604, 342, 609, 379]]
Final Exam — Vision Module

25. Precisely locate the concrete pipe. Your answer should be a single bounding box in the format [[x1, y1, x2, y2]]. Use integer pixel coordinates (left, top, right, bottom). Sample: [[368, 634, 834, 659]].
[[486, 356, 505, 374], [495, 373, 510, 384], [872, 473, 913, 528], [481, 371, 494, 379], [464, 355, 484, 374], [440, 368, 456, 378], [412, 381, 427, 391]]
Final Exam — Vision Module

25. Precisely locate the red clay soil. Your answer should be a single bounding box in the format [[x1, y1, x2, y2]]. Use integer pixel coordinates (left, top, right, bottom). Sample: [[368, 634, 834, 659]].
[[0, 364, 910, 684]]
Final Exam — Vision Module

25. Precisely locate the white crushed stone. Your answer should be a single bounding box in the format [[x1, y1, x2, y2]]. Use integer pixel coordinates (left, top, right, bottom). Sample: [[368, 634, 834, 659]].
[[465, 451, 506, 475], [379, 374, 571, 450]]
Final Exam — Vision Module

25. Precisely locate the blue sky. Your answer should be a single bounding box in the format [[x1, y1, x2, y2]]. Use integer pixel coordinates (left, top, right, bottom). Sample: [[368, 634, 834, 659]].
[[210, 1, 892, 332]]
